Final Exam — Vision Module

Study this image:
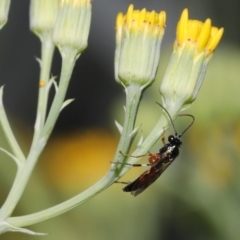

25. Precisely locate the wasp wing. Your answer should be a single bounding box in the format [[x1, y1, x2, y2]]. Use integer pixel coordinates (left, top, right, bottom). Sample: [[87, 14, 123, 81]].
[[131, 162, 171, 197], [123, 160, 172, 196]]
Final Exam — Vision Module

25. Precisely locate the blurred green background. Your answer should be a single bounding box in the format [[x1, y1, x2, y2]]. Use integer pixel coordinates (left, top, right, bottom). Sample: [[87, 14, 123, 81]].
[[0, 0, 240, 240]]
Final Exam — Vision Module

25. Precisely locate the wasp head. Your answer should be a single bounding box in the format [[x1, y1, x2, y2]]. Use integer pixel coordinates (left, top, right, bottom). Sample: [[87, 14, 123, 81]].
[[168, 135, 182, 147]]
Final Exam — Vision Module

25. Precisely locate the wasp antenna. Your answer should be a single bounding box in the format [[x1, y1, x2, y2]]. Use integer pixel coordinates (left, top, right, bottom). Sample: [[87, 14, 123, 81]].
[[155, 102, 178, 136], [178, 114, 195, 137]]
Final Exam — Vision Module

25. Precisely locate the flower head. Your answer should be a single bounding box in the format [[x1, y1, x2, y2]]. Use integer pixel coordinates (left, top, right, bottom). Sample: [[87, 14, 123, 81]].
[[0, 0, 10, 29], [160, 9, 224, 112], [115, 4, 166, 88], [175, 9, 224, 57], [30, 0, 59, 37], [53, 0, 91, 58]]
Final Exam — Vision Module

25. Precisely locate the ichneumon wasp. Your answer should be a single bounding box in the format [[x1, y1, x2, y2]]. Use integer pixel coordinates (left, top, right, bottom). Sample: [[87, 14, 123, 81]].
[[112, 102, 195, 196]]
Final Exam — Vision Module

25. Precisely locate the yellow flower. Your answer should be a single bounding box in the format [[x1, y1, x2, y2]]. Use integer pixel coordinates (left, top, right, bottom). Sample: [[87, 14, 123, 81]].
[[175, 9, 224, 57], [160, 9, 224, 113], [115, 4, 166, 88]]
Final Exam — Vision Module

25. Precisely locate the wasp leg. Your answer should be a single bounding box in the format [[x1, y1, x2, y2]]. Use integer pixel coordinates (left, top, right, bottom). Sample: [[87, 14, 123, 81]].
[[111, 161, 151, 167], [147, 153, 160, 165], [115, 180, 131, 185], [119, 151, 149, 158], [162, 127, 168, 145]]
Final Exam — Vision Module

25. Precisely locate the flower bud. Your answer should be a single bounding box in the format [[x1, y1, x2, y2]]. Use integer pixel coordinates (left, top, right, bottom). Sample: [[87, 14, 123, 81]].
[[160, 9, 224, 111], [0, 0, 10, 29], [115, 4, 166, 88], [53, 0, 91, 57], [30, 0, 59, 37]]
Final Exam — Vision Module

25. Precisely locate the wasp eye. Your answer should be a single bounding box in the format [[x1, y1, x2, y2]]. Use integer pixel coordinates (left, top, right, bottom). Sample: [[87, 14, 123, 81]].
[[168, 135, 174, 142]]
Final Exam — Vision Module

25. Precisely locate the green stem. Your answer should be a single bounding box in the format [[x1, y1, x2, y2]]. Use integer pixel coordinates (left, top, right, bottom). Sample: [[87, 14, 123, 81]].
[[6, 91, 183, 229], [0, 144, 43, 220], [0, 33, 55, 222], [7, 84, 143, 227], [0, 50, 76, 222], [42, 51, 76, 140], [31, 32, 55, 148], [0, 87, 25, 162]]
